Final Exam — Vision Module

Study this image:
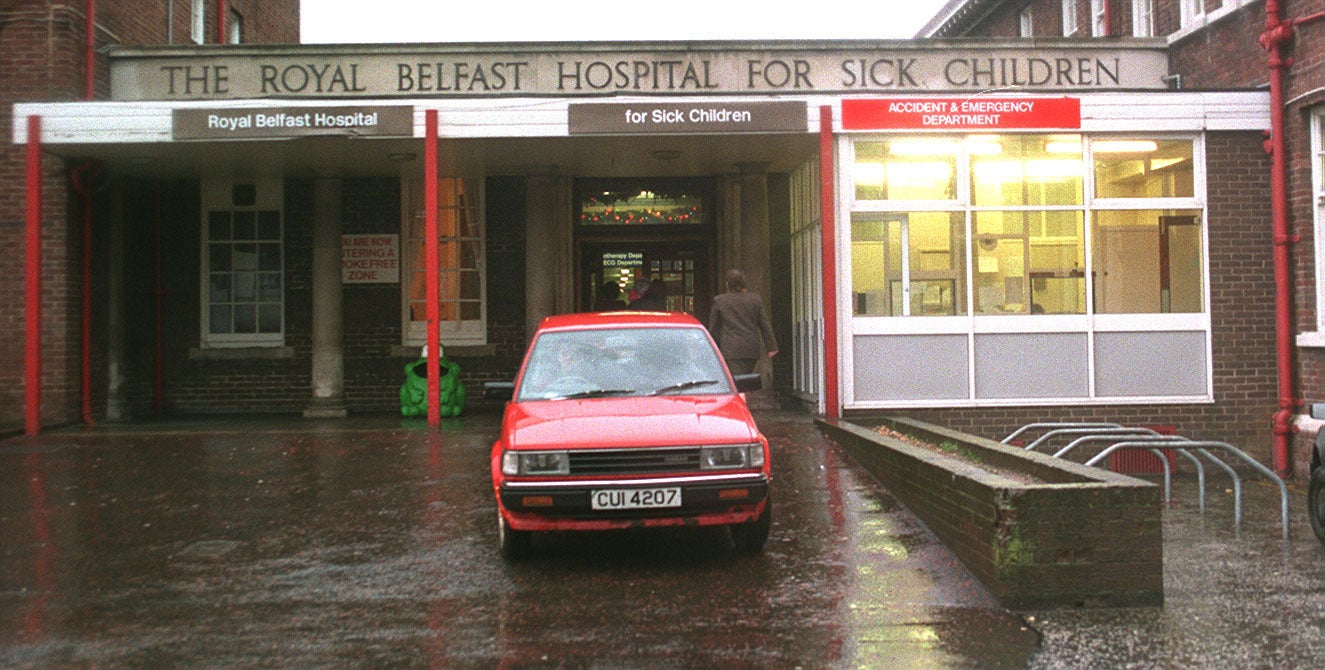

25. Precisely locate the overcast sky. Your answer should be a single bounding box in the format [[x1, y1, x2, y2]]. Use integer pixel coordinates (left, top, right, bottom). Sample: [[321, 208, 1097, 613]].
[[300, 0, 951, 43]]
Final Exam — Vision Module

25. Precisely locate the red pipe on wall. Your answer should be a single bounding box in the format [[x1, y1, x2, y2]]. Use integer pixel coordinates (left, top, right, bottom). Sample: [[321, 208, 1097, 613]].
[[25, 116, 43, 436], [1260, 0, 1307, 477], [425, 110, 441, 428], [819, 106, 839, 418], [216, 0, 227, 44]]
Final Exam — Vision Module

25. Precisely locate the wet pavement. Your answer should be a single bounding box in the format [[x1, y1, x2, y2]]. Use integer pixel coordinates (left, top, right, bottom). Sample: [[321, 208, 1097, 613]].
[[1, 410, 1322, 668]]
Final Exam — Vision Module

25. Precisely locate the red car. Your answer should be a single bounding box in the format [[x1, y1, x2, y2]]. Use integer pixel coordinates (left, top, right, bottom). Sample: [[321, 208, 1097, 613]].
[[486, 311, 771, 559]]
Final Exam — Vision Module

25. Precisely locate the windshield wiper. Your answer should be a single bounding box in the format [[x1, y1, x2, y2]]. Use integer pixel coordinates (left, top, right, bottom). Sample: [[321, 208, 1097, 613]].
[[553, 388, 635, 400], [651, 380, 719, 396]]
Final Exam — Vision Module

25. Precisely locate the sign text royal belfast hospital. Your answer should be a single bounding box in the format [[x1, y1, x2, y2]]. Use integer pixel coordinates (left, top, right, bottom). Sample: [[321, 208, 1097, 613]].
[[111, 43, 1171, 100]]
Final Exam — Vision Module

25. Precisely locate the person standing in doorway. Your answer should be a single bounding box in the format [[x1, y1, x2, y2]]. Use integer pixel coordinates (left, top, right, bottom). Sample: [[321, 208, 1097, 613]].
[[708, 269, 777, 375]]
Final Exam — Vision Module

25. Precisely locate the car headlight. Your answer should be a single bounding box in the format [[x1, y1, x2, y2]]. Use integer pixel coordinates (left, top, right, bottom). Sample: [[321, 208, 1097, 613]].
[[700, 444, 764, 470], [502, 450, 570, 476]]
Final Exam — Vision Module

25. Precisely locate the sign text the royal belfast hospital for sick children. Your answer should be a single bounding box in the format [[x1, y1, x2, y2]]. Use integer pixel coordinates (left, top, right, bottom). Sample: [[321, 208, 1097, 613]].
[[112, 44, 1170, 100]]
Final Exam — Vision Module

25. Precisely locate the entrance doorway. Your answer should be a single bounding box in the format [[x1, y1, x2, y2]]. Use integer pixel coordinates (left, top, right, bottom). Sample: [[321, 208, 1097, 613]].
[[573, 177, 716, 319], [580, 241, 712, 317]]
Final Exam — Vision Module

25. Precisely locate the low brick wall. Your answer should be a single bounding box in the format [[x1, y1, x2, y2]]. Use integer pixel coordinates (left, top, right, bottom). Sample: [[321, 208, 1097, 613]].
[[819, 416, 1163, 609]]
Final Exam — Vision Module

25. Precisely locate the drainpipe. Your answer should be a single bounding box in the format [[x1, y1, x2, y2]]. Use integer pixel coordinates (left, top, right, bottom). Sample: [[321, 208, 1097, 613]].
[[819, 106, 839, 418], [25, 116, 43, 436], [1103, 0, 1113, 37], [1258, 2, 1325, 477], [216, 0, 227, 44]]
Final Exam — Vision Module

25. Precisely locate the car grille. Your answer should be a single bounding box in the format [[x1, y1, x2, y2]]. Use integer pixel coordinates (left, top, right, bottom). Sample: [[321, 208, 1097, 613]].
[[568, 447, 702, 475]]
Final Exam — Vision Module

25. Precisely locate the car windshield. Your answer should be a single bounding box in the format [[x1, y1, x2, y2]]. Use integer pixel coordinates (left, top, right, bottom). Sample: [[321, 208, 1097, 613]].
[[516, 326, 732, 401]]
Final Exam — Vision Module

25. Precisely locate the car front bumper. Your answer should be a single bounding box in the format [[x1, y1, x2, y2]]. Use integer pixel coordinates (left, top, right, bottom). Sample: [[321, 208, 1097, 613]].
[[498, 472, 768, 531]]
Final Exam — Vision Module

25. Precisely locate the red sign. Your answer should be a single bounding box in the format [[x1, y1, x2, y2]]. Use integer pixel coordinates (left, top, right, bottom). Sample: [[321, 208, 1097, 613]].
[[842, 97, 1081, 130]]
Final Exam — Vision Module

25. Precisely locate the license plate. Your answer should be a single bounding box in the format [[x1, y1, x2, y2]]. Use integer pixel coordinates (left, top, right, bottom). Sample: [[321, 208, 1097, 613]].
[[591, 487, 681, 510]]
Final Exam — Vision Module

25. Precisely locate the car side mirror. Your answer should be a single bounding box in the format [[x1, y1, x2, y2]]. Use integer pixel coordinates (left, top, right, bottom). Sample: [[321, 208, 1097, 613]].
[[732, 373, 762, 393], [484, 381, 515, 401]]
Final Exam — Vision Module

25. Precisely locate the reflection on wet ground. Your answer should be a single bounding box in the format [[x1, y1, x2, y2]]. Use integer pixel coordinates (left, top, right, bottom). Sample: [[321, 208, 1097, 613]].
[[1, 412, 1036, 667]]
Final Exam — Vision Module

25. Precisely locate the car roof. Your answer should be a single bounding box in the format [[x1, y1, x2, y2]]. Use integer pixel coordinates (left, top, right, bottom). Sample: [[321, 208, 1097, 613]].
[[535, 311, 703, 332]]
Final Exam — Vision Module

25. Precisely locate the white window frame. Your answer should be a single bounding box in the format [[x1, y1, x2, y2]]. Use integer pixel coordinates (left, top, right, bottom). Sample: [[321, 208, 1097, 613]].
[[191, 0, 205, 44], [1306, 108, 1325, 345], [840, 133, 1211, 409], [1062, 0, 1079, 36], [1091, 0, 1108, 36], [1180, 0, 1206, 28], [1132, 0, 1155, 37], [1019, 7, 1034, 37], [200, 178, 285, 348], [400, 177, 488, 347], [226, 10, 242, 44]]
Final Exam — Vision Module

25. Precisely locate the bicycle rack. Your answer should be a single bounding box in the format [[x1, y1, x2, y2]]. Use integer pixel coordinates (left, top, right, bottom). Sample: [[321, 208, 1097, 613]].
[[1002, 423, 1289, 537], [1001, 422, 1123, 446], [1086, 441, 1289, 539]]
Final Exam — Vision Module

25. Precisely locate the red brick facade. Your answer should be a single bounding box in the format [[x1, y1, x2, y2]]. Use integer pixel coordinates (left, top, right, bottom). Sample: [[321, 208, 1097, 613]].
[[1, 1, 297, 426]]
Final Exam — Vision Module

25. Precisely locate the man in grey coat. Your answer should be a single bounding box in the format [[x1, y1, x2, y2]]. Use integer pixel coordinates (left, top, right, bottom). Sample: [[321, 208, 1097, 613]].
[[708, 269, 777, 375]]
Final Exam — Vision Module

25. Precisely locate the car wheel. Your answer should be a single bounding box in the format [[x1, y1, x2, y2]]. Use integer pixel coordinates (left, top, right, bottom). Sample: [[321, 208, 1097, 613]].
[[498, 511, 532, 560], [1309, 467, 1325, 544], [730, 500, 771, 555]]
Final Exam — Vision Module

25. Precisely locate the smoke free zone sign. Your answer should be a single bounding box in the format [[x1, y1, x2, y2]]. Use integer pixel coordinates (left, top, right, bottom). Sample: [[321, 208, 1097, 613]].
[[173, 106, 413, 139]]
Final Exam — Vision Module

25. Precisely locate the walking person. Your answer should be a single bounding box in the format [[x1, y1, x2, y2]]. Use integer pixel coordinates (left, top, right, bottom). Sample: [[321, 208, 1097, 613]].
[[708, 269, 777, 375]]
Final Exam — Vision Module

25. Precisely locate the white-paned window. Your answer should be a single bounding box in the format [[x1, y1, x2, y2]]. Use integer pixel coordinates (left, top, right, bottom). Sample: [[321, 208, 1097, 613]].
[[191, 0, 205, 44], [1180, 0, 1206, 27], [1062, 0, 1079, 36], [845, 134, 1208, 407], [402, 177, 487, 346], [226, 10, 242, 44], [1312, 110, 1325, 337], [1091, 0, 1107, 36], [1019, 7, 1034, 37], [1132, 0, 1155, 37], [201, 179, 285, 347]]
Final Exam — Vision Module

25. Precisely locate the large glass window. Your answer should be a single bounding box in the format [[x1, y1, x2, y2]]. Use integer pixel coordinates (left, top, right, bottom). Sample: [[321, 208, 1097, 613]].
[[971, 134, 1083, 207], [853, 139, 958, 202], [974, 211, 1085, 315], [851, 212, 966, 316], [1094, 139, 1194, 198], [201, 179, 284, 347], [403, 177, 485, 345], [1093, 210, 1204, 314], [845, 133, 1207, 407]]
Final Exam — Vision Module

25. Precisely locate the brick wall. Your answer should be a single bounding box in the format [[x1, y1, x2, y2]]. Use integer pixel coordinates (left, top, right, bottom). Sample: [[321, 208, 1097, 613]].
[[822, 417, 1164, 609], [0, 0, 298, 425]]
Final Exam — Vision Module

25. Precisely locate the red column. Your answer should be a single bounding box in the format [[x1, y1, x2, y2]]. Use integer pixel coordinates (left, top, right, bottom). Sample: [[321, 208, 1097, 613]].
[[425, 110, 441, 427], [819, 106, 839, 418], [25, 116, 43, 435]]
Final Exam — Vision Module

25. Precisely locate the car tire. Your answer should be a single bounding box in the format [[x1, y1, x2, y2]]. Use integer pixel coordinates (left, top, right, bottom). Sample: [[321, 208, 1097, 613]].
[[1309, 466, 1325, 544], [731, 499, 771, 555], [498, 512, 532, 560]]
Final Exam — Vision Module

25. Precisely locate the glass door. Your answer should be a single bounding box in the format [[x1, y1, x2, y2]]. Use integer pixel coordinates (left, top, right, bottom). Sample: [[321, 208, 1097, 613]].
[[580, 243, 710, 317]]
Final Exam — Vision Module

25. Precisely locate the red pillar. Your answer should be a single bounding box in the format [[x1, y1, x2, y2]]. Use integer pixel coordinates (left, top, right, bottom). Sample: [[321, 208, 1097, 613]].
[[425, 110, 441, 427], [819, 106, 839, 418], [25, 116, 43, 435]]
